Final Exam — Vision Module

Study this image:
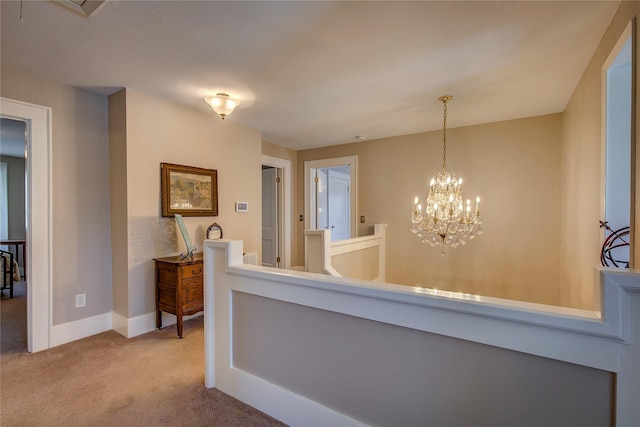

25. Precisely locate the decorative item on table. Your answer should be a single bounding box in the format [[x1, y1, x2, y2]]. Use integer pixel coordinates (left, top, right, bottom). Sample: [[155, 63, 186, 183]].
[[206, 223, 223, 240], [599, 220, 629, 268], [411, 95, 483, 255], [161, 163, 218, 217], [174, 214, 196, 260]]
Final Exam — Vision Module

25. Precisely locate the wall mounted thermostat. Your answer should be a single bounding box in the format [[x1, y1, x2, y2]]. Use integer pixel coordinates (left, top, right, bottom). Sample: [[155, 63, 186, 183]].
[[235, 202, 249, 212]]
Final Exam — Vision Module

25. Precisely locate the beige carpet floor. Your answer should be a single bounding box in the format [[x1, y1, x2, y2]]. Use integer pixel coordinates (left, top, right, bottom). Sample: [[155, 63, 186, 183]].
[[0, 282, 287, 427]]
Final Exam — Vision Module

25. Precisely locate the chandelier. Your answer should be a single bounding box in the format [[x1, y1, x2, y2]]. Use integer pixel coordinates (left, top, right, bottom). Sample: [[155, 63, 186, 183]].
[[411, 95, 482, 253]]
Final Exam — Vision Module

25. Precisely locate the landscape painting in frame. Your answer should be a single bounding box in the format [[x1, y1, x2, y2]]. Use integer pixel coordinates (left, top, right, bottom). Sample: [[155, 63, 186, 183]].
[[161, 163, 218, 217]]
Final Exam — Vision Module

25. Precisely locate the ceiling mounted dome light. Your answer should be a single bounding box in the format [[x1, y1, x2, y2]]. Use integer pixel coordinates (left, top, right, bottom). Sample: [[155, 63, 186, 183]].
[[204, 93, 240, 120], [411, 95, 483, 255]]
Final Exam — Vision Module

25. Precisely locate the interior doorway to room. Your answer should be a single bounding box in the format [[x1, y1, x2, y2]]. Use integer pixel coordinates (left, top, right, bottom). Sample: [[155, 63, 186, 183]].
[[313, 166, 350, 241], [304, 156, 358, 242], [262, 166, 281, 267], [0, 116, 28, 352], [261, 155, 292, 269], [602, 23, 633, 267], [1, 97, 52, 353]]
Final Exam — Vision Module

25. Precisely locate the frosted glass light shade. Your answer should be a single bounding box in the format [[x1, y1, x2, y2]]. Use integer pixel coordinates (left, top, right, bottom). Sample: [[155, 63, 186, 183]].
[[204, 93, 239, 120]]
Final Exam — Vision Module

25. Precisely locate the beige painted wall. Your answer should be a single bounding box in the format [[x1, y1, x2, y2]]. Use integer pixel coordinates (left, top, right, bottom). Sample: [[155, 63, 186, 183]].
[[298, 114, 563, 306], [113, 89, 263, 317], [1, 68, 112, 325], [561, 1, 640, 309]]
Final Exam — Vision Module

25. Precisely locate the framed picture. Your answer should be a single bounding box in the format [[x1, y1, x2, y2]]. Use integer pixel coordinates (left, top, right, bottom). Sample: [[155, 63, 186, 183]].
[[161, 163, 218, 217], [235, 202, 249, 212]]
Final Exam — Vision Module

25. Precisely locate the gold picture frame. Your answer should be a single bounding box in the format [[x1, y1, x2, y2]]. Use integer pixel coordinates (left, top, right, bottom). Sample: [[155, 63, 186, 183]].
[[161, 163, 218, 217]]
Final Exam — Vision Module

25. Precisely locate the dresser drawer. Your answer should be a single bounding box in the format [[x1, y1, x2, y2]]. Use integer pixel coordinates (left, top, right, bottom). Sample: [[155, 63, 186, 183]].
[[180, 264, 203, 279]]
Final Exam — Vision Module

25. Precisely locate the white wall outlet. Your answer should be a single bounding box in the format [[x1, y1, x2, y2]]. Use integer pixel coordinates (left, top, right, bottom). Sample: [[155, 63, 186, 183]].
[[75, 293, 86, 308]]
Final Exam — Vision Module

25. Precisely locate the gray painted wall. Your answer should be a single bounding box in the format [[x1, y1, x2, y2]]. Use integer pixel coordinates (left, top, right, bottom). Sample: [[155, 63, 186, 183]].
[[0, 155, 26, 239], [1, 68, 113, 325]]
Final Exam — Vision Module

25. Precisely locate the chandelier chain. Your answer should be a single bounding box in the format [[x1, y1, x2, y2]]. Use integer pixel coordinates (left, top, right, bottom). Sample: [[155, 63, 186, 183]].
[[442, 99, 448, 171]]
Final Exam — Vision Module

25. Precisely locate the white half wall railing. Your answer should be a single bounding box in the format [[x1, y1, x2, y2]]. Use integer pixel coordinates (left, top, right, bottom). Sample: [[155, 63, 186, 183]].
[[304, 223, 386, 281], [204, 239, 640, 427]]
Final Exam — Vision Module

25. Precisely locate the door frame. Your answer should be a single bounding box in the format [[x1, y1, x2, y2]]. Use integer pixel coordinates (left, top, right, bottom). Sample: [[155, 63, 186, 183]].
[[1, 97, 52, 352], [261, 166, 279, 267], [601, 20, 636, 267], [304, 155, 358, 239], [261, 155, 292, 269]]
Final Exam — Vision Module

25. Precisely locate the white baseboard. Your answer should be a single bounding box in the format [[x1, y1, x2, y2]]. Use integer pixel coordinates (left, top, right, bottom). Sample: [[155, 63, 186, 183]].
[[123, 311, 158, 338], [51, 312, 112, 347], [223, 367, 363, 427], [114, 311, 203, 338], [111, 311, 129, 337], [50, 310, 204, 346]]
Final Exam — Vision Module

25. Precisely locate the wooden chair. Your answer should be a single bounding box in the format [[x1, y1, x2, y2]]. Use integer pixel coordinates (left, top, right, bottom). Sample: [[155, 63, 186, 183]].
[[1, 249, 16, 298]]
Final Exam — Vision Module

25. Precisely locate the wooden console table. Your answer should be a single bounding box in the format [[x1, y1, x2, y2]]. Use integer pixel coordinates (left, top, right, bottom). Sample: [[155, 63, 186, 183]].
[[154, 253, 203, 338]]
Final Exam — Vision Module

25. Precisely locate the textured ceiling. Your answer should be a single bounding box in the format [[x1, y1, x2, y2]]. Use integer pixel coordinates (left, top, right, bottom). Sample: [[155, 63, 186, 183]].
[[0, 1, 620, 150]]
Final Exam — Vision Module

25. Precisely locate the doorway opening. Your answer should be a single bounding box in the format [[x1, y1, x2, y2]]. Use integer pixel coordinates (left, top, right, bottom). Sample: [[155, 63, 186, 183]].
[[261, 155, 292, 269], [304, 156, 358, 242], [601, 21, 634, 267], [0, 117, 28, 352], [1, 97, 52, 353]]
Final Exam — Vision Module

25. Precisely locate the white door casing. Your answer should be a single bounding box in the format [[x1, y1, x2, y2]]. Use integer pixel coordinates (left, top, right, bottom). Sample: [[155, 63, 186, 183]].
[[1, 97, 52, 352], [261, 155, 292, 269], [601, 21, 634, 266]]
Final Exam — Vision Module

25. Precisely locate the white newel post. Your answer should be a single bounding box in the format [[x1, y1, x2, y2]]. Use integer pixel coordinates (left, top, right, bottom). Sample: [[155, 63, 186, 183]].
[[304, 229, 333, 275], [204, 239, 244, 389], [610, 270, 640, 426]]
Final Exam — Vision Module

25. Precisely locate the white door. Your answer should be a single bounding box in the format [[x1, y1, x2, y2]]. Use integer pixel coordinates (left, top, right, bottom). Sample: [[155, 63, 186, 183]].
[[328, 169, 350, 241], [261, 155, 291, 269], [262, 167, 278, 267], [315, 168, 328, 230]]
